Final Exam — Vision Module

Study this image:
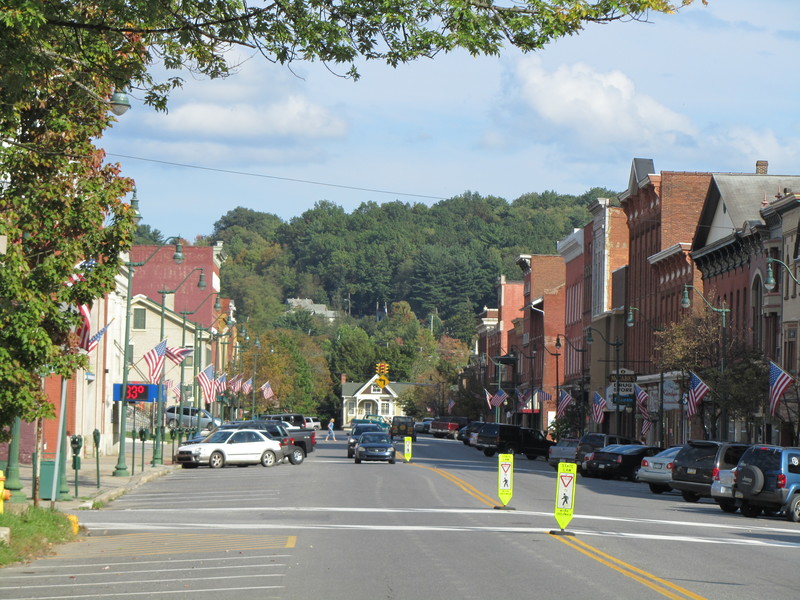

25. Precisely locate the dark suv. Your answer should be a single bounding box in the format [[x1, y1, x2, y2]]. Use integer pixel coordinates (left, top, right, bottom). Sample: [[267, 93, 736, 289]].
[[390, 416, 416, 441], [733, 445, 800, 521], [671, 440, 750, 503], [576, 432, 641, 466]]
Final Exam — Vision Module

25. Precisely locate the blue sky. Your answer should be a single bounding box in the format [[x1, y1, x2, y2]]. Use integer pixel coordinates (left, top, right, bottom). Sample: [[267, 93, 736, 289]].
[[102, 1, 800, 239]]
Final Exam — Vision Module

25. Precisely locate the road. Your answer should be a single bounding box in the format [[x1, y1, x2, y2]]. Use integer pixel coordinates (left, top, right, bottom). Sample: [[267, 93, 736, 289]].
[[2, 435, 800, 599]]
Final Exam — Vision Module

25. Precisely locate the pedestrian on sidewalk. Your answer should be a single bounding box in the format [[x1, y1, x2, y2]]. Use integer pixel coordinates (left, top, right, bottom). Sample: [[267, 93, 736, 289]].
[[326, 418, 336, 441]]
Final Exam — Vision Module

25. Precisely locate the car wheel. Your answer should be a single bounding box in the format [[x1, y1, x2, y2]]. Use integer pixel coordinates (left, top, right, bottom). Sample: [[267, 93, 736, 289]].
[[740, 502, 762, 518], [288, 447, 305, 465], [483, 449, 496, 457], [209, 451, 225, 469], [681, 491, 700, 503], [718, 500, 738, 513], [260, 450, 277, 467], [347, 450, 354, 458], [505, 447, 515, 456], [628, 467, 640, 481], [167, 419, 177, 428], [355, 457, 361, 464], [648, 483, 669, 494], [737, 465, 765, 495], [389, 458, 396, 464], [786, 495, 800, 522]]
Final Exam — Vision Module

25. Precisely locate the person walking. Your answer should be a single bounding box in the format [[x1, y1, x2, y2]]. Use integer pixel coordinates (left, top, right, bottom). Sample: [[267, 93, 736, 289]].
[[326, 417, 336, 441]]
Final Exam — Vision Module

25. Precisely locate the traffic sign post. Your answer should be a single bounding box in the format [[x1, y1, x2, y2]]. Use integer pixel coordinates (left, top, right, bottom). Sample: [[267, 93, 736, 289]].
[[495, 453, 515, 510], [404, 436, 412, 463], [551, 462, 577, 535], [375, 375, 390, 389]]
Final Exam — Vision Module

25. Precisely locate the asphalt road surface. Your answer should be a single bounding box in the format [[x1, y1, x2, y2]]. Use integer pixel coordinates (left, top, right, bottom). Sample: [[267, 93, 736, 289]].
[[3, 435, 800, 599]]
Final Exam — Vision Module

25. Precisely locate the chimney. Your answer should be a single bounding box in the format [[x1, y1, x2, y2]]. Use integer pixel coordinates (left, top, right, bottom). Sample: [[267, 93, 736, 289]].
[[340, 373, 347, 385], [756, 160, 768, 175]]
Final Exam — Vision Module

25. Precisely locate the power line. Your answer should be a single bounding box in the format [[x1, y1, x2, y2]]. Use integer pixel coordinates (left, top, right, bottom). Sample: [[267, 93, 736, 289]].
[[107, 153, 448, 201]]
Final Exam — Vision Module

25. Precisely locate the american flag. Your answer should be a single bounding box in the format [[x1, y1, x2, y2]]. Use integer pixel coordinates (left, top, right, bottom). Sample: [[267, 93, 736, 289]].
[[197, 364, 216, 402], [241, 378, 253, 396], [687, 371, 710, 418], [260, 381, 275, 400], [537, 389, 552, 413], [490, 388, 508, 408], [641, 417, 652, 437], [634, 384, 650, 419], [216, 372, 227, 392], [516, 388, 533, 412], [447, 398, 456, 414], [65, 260, 95, 350], [484, 388, 493, 410], [592, 392, 606, 424], [229, 374, 242, 393], [556, 389, 574, 418], [86, 319, 113, 353], [163, 379, 181, 399], [143, 340, 167, 384], [769, 361, 794, 417], [166, 346, 193, 365]]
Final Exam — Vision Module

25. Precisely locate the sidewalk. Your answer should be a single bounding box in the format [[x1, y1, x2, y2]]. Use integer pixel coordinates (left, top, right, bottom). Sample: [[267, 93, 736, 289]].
[[5, 442, 178, 516]]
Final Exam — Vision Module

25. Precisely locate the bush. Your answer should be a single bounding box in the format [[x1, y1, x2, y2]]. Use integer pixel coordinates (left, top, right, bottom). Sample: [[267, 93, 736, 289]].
[[0, 507, 78, 566]]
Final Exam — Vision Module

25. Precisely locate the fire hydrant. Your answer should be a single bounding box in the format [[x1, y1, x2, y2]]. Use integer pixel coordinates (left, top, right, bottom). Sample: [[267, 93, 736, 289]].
[[0, 470, 11, 515]]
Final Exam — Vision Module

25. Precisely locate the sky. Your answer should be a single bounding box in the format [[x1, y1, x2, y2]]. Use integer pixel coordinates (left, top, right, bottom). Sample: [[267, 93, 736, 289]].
[[101, 1, 800, 240]]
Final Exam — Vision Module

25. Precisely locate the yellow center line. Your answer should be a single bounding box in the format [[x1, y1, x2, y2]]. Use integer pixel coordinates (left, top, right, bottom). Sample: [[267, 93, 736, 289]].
[[406, 459, 498, 507]]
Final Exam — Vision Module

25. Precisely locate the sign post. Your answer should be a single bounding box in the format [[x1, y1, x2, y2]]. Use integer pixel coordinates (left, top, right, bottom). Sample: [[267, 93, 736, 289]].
[[404, 436, 412, 463], [551, 462, 577, 535], [495, 453, 515, 510]]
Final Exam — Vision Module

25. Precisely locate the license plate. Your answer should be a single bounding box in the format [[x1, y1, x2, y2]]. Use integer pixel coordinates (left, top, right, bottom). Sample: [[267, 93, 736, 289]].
[[599, 465, 605, 469], [654, 464, 663, 469], [687, 468, 696, 475]]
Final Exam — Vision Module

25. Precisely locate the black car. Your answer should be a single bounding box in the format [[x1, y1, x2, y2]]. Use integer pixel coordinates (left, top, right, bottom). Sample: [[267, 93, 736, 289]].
[[461, 421, 486, 446], [671, 440, 750, 503], [347, 423, 384, 458], [584, 445, 661, 480]]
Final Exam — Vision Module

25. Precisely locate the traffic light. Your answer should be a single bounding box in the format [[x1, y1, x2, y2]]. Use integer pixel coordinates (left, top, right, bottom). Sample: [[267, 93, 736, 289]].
[[375, 362, 389, 376]]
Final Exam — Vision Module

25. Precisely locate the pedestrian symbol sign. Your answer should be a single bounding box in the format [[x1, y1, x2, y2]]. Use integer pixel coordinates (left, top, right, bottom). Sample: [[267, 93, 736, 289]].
[[404, 436, 412, 463], [497, 453, 513, 507], [554, 462, 577, 531]]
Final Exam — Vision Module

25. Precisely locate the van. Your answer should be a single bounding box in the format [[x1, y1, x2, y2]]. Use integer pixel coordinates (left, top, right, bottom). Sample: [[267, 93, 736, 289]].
[[165, 405, 221, 430]]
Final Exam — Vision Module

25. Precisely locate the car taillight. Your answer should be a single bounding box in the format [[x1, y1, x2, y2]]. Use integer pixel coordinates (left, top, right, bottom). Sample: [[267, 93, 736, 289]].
[[641, 459, 650, 468], [666, 462, 673, 471], [311, 431, 316, 444], [585, 453, 594, 461], [777, 474, 787, 489], [712, 467, 720, 481], [616, 455, 622, 464]]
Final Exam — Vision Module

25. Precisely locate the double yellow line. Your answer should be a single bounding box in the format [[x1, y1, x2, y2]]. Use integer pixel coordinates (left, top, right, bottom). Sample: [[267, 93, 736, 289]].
[[412, 459, 707, 600]]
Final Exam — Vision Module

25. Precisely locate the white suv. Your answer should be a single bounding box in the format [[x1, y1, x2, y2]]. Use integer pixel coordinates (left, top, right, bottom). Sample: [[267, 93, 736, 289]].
[[305, 417, 321, 430]]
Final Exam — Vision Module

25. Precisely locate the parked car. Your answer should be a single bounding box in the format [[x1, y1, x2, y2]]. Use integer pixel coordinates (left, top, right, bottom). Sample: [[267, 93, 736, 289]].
[[304, 417, 321, 430], [671, 440, 750, 503], [476, 423, 554, 459], [219, 420, 313, 461], [174, 428, 283, 468], [462, 421, 486, 447], [576, 432, 642, 467], [711, 467, 738, 512], [347, 423, 384, 458], [353, 431, 397, 464], [638, 446, 682, 493], [584, 445, 661, 480], [548, 438, 581, 470], [414, 417, 435, 433], [259, 413, 306, 429], [390, 416, 416, 441], [581, 444, 623, 477], [165, 405, 221, 430], [733, 445, 800, 521]]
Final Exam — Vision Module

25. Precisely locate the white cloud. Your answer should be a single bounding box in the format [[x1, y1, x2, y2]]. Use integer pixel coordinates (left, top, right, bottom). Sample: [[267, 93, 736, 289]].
[[146, 95, 348, 140], [514, 56, 697, 147]]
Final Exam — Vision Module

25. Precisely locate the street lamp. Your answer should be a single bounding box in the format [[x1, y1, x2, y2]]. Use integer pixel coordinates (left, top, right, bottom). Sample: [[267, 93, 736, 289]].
[[627, 307, 665, 445], [533, 339, 561, 431], [114, 233, 185, 477], [510, 345, 536, 428], [556, 335, 587, 435], [764, 257, 800, 291], [152, 267, 206, 465], [585, 327, 623, 436], [251, 338, 261, 418], [681, 284, 730, 439]]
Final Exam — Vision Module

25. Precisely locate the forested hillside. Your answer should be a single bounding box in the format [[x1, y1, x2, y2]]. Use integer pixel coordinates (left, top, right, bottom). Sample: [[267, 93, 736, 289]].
[[199, 188, 614, 336]]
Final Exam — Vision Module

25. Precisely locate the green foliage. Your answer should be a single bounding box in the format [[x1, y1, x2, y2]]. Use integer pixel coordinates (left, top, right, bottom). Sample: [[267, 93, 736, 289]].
[[134, 225, 165, 245], [0, 507, 77, 566]]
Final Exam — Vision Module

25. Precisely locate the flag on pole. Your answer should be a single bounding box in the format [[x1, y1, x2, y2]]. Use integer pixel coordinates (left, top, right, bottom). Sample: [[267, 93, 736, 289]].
[[260, 381, 275, 400], [641, 416, 652, 437], [556, 389, 574, 418], [592, 392, 607, 424], [490, 388, 508, 408], [448, 398, 456, 414], [229, 374, 242, 393], [241, 378, 253, 396], [687, 371, 710, 418], [769, 361, 794, 417], [484, 388, 493, 410], [197, 364, 216, 402], [537, 389, 552, 413], [143, 340, 167, 384], [166, 346, 193, 365], [163, 379, 181, 399], [65, 260, 95, 350], [216, 372, 227, 392], [86, 319, 114, 353], [634, 384, 650, 419]]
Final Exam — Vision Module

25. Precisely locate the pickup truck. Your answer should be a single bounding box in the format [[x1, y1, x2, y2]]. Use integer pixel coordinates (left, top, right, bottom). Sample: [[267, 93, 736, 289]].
[[430, 417, 470, 439], [547, 438, 580, 470], [232, 420, 316, 457], [476, 423, 555, 459]]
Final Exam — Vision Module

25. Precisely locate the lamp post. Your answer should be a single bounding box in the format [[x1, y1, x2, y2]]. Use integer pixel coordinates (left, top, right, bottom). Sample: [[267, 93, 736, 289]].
[[556, 335, 587, 435], [114, 235, 185, 477], [251, 338, 261, 418], [585, 327, 623, 436], [627, 307, 665, 445], [152, 268, 206, 465], [764, 257, 800, 292], [681, 284, 730, 439], [510, 345, 536, 428], [533, 340, 560, 431]]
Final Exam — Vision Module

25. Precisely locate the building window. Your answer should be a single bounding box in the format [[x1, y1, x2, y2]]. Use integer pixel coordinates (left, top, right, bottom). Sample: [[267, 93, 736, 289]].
[[371, 385, 382, 394], [132, 307, 146, 330], [381, 402, 390, 415], [347, 401, 355, 415]]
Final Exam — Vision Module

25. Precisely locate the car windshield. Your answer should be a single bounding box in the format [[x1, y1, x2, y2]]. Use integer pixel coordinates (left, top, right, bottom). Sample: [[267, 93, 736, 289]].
[[361, 433, 390, 444], [204, 430, 234, 444], [679, 443, 718, 463], [353, 425, 380, 435], [654, 446, 682, 459]]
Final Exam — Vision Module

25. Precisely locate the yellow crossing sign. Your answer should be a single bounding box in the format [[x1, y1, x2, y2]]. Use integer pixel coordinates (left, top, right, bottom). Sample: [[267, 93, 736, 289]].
[[554, 462, 577, 532], [497, 453, 514, 507]]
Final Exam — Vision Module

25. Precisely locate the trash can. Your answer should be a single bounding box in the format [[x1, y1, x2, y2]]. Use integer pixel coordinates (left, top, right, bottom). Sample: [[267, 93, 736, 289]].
[[39, 460, 57, 500]]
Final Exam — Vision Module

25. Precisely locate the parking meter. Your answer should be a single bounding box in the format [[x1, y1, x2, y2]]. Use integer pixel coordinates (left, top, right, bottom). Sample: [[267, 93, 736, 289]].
[[92, 429, 101, 488], [139, 427, 148, 472], [70, 434, 83, 496]]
